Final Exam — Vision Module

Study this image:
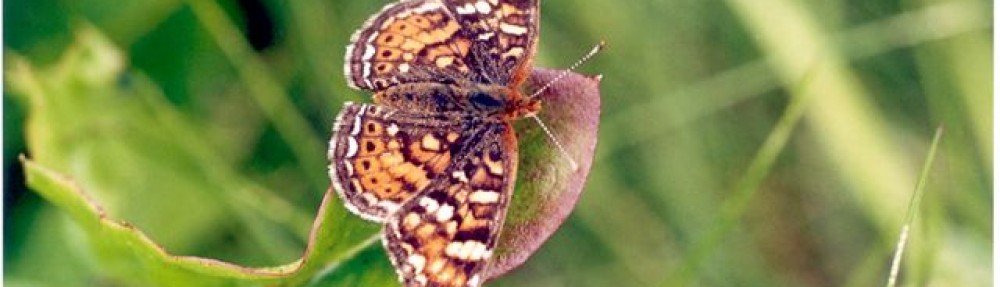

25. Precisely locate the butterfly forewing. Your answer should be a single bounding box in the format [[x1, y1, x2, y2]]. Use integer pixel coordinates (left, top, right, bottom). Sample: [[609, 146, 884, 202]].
[[440, 0, 539, 85], [384, 122, 517, 287], [345, 0, 476, 91], [344, 0, 539, 90]]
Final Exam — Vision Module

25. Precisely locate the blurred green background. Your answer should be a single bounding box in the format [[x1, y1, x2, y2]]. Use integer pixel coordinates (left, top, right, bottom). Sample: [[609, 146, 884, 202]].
[[3, 0, 992, 286]]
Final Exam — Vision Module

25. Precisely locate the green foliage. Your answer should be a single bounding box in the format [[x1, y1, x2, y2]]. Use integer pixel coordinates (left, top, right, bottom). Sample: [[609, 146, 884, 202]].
[[7, 26, 377, 286], [5, 0, 992, 286]]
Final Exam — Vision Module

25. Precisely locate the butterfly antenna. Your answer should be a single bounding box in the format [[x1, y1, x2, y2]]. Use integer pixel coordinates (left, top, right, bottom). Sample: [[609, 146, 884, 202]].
[[528, 41, 606, 99], [530, 114, 579, 171], [525, 41, 605, 172]]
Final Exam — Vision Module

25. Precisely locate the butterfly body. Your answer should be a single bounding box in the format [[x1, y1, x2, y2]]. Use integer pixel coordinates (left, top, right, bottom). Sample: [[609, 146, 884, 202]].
[[374, 82, 540, 119], [329, 0, 540, 286]]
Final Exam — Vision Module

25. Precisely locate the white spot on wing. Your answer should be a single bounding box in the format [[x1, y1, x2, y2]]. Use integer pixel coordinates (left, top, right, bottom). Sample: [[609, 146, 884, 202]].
[[474, 1, 491, 14], [500, 23, 528, 35], [346, 137, 359, 157], [435, 204, 454, 222], [413, 2, 441, 13], [456, 241, 488, 260], [343, 160, 354, 175], [470, 243, 488, 260], [407, 255, 427, 272], [350, 112, 364, 136], [387, 123, 400, 136], [420, 197, 440, 213], [477, 32, 495, 40], [360, 43, 376, 88], [361, 193, 377, 205], [456, 3, 476, 14], [469, 190, 500, 203], [446, 242, 463, 257], [378, 200, 400, 214], [468, 275, 481, 287], [452, 171, 469, 182], [362, 44, 376, 60], [415, 275, 428, 285], [361, 64, 372, 88]]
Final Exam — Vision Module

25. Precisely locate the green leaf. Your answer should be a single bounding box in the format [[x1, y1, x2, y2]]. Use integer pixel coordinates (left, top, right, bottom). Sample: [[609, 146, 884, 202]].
[[20, 156, 388, 286], [8, 25, 231, 254], [303, 244, 398, 287], [21, 158, 286, 286]]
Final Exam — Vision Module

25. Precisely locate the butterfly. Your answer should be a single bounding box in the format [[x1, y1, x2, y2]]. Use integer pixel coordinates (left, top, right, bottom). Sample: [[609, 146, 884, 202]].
[[327, 0, 541, 286]]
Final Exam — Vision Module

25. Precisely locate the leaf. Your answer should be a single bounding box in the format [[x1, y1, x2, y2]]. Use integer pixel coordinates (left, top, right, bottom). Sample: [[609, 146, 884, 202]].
[[485, 68, 603, 279], [302, 244, 398, 287], [20, 156, 385, 286], [20, 158, 286, 286], [10, 24, 601, 286]]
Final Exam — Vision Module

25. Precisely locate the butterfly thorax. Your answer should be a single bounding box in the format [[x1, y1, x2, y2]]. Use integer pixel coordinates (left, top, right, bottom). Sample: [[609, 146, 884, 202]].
[[373, 82, 541, 121]]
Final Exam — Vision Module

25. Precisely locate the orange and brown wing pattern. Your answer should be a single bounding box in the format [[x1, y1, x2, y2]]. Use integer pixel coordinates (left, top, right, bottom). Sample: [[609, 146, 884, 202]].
[[383, 123, 517, 287], [440, 0, 539, 85], [338, 1, 542, 286], [328, 103, 469, 222], [345, 0, 476, 91]]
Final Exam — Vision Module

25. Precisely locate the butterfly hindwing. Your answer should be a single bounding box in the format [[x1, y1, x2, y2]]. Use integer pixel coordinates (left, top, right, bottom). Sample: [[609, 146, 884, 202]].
[[329, 102, 470, 222], [383, 122, 517, 287]]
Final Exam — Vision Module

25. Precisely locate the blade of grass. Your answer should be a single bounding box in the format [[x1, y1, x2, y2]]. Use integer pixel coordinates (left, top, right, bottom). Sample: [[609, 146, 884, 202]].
[[99, 0, 185, 46], [131, 66, 315, 238], [726, 0, 912, 239], [662, 64, 819, 287], [187, 0, 328, 190], [131, 67, 315, 252], [284, 0, 362, 110], [886, 126, 944, 287]]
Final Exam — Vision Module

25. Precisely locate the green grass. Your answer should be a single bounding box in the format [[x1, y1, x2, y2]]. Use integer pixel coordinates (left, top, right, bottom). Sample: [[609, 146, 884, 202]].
[[4, 0, 992, 286]]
